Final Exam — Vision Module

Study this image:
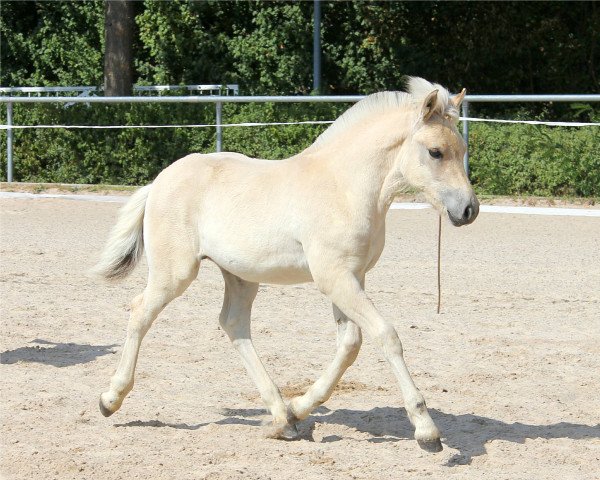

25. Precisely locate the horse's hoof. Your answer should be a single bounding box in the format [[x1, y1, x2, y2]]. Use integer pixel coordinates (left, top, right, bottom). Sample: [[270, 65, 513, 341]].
[[279, 423, 300, 441], [417, 438, 443, 453], [99, 395, 115, 417], [264, 422, 300, 441]]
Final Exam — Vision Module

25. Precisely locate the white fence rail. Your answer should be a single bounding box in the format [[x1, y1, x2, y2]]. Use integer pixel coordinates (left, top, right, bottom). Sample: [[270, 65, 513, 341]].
[[0, 84, 239, 96], [1, 92, 599, 183]]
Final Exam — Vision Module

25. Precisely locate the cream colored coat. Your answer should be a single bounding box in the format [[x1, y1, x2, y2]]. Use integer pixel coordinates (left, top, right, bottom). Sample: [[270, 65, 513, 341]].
[[94, 78, 478, 453]]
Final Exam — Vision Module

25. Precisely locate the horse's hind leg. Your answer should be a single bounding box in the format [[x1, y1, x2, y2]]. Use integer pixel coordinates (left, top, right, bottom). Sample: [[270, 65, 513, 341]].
[[219, 269, 295, 439], [287, 304, 362, 422], [99, 253, 199, 417]]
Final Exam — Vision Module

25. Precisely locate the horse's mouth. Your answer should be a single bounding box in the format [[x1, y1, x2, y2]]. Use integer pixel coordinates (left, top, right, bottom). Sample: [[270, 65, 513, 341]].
[[447, 202, 479, 226], [422, 191, 479, 227]]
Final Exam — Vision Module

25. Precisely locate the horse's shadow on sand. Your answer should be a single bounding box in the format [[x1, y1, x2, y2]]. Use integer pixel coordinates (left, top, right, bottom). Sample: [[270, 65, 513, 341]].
[[314, 407, 600, 466], [116, 406, 600, 466], [0, 339, 117, 367]]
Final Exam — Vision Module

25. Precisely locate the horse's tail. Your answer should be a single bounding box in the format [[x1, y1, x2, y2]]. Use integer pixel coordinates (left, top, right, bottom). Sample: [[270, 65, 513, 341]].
[[92, 184, 152, 281]]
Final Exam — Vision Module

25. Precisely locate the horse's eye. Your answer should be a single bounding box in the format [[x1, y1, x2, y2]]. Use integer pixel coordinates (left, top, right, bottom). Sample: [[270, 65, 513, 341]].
[[429, 149, 443, 159]]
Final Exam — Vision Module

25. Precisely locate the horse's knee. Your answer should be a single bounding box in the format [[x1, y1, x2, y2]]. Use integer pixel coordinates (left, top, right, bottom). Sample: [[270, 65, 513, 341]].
[[339, 326, 362, 360], [376, 324, 403, 357]]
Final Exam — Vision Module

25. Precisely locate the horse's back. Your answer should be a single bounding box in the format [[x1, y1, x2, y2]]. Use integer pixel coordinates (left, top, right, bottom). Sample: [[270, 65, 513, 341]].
[[144, 153, 313, 284]]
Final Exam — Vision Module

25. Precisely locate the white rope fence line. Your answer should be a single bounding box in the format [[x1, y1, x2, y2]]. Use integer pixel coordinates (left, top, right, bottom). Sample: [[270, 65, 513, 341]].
[[0, 117, 599, 130], [460, 117, 600, 127], [0, 120, 333, 130]]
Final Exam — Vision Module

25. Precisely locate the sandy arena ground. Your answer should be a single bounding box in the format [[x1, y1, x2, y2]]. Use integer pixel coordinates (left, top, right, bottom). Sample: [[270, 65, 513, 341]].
[[1, 195, 599, 480]]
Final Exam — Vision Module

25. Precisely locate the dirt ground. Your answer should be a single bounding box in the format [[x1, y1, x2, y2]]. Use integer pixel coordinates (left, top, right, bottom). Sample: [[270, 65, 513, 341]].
[[1, 195, 599, 480]]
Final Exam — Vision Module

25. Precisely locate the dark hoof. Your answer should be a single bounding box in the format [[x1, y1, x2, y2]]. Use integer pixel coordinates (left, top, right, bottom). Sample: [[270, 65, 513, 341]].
[[99, 396, 115, 417], [279, 423, 300, 441], [265, 422, 299, 441], [417, 438, 443, 453]]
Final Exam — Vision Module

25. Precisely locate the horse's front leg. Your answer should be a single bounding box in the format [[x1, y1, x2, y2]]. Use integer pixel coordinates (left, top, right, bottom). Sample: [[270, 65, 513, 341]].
[[287, 304, 362, 422], [313, 269, 442, 452]]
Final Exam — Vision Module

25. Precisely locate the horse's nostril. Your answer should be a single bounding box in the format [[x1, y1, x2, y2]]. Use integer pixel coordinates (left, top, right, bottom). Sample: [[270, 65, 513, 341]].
[[463, 205, 473, 221]]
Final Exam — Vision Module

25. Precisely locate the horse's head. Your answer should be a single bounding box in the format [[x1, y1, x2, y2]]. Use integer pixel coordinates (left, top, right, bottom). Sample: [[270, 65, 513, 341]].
[[399, 79, 479, 227]]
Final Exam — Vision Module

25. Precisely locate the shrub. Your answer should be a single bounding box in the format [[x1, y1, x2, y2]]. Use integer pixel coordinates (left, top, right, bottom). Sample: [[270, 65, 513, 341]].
[[1, 103, 598, 197], [468, 123, 599, 197]]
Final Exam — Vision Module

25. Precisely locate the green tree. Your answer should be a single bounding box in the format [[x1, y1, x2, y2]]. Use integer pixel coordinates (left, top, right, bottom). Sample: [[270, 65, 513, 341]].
[[227, 3, 313, 94], [1, 1, 104, 86], [135, 1, 237, 85]]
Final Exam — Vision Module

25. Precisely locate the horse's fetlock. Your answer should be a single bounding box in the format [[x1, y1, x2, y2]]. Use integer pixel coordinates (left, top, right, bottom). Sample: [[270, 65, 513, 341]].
[[286, 406, 300, 425], [313, 389, 329, 406], [111, 376, 133, 397], [287, 398, 309, 422]]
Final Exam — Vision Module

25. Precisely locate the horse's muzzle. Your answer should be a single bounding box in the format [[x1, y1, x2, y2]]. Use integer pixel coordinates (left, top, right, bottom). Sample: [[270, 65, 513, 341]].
[[445, 191, 480, 227]]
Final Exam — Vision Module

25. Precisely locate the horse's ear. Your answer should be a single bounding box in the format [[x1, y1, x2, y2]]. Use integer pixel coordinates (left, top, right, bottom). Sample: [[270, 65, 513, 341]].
[[421, 89, 439, 121], [451, 88, 466, 109]]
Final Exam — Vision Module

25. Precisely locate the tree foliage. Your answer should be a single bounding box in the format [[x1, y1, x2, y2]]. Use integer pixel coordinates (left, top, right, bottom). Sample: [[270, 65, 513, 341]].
[[1, 1, 104, 86], [2, 1, 598, 94]]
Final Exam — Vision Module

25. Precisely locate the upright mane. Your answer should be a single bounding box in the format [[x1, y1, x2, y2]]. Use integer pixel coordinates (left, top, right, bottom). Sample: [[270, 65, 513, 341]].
[[307, 77, 457, 152], [405, 76, 459, 120]]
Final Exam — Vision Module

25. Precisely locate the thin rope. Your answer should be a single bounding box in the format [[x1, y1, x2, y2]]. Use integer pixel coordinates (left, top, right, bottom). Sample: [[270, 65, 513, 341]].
[[0, 120, 334, 130], [0, 117, 598, 130], [437, 215, 442, 314], [459, 117, 600, 127]]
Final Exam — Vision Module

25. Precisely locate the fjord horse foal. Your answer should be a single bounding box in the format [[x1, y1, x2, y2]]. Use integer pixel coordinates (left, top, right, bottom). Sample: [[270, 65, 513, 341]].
[[95, 78, 478, 452]]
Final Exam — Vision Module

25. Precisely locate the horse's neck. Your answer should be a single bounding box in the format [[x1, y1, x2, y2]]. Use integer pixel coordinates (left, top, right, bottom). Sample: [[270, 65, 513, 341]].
[[304, 120, 408, 216]]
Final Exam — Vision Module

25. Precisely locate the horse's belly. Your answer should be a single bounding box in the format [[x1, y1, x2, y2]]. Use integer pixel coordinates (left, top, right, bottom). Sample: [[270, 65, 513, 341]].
[[202, 240, 313, 285], [234, 262, 313, 285]]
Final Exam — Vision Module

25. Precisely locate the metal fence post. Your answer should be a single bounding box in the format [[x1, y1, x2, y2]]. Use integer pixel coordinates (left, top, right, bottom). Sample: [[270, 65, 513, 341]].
[[215, 101, 222, 153], [462, 100, 469, 177], [313, 0, 322, 93], [6, 102, 14, 182]]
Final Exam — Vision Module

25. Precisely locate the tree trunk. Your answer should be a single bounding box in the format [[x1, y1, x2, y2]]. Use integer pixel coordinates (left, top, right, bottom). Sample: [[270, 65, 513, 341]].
[[104, 0, 134, 96]]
